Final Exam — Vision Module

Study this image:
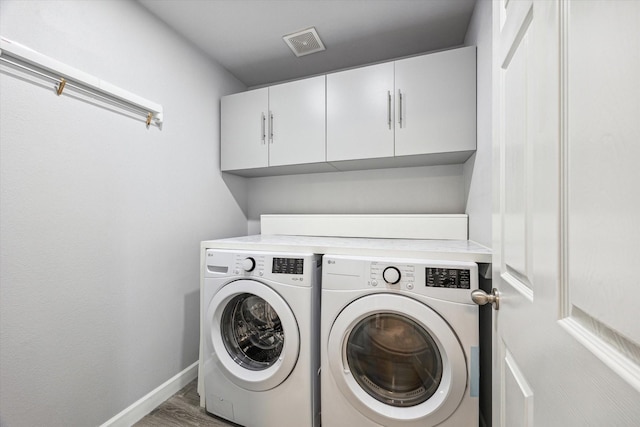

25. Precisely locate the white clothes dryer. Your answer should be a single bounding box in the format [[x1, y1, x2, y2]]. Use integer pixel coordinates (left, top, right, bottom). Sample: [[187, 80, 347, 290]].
[[321, 254, 479, 427], [202, 249, 321, 427]]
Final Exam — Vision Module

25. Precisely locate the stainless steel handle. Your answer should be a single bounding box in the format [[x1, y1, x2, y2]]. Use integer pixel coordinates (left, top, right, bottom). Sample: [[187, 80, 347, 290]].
[[261, 112, 266, 144], [387, 91, 392, 129], [471, 288, 500, 310], [269, 112, 274, 143], [398, 89, 403, 128]]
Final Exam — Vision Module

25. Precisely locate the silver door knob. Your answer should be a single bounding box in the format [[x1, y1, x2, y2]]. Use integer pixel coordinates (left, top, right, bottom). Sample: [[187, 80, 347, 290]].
[[471, 288, 500, 310]]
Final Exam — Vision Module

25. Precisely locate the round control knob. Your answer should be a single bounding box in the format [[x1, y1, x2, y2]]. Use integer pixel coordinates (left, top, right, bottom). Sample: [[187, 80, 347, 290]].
[[241, 257, 256, 272], [383, 266, 401, 284]]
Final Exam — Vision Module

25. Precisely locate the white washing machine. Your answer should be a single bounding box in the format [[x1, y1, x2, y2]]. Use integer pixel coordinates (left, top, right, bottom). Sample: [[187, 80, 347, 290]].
[[321, 254, 479, 427], [202, 249, 321, 427]]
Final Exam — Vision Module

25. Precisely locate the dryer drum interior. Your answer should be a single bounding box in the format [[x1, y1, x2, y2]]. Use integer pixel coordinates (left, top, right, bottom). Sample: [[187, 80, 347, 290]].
[[221, 293, 284, 371], [346, 313, 443, 407]]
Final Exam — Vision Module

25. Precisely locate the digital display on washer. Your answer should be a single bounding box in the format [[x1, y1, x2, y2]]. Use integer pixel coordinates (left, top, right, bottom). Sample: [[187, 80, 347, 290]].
[[272, 258, 304, 275], [425, 268, 471, 289]]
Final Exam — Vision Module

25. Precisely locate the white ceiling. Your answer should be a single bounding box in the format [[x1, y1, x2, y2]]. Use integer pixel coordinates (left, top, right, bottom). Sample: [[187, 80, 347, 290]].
[[137, 0, 477, 88]]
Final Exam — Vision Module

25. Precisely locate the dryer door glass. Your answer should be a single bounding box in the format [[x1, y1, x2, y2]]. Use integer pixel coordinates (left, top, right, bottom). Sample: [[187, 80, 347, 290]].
[[221, 293, 284, 371], [346, 313, 443, 407]]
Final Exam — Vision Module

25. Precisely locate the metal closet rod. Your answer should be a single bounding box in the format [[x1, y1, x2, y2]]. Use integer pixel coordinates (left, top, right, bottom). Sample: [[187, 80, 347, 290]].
[[0, 56, 154, 123], [0, 37, 163, 129]]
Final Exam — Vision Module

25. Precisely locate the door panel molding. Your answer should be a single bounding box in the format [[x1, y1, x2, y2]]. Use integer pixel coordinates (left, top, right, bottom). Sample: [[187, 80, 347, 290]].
[[502, 270, 533, 302], [502, 346, 534, 427], [500, 3, 533, 70], [558, 0, 640, 393], [560, 307, 640, 392], [499, 0, 534, 294]]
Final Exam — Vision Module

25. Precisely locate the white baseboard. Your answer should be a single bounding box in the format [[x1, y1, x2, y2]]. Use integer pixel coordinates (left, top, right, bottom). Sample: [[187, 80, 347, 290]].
[[100, 361, 199, 427]]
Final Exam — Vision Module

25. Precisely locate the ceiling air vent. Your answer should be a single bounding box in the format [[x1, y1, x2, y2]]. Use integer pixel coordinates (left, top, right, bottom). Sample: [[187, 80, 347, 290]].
[[283, 27, 326, 57]]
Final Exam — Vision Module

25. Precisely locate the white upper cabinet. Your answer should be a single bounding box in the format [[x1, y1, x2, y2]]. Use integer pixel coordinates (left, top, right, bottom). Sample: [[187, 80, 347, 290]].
[[220, 46, 476, 176], [326, 62, 395, 161], [221, 87, 269, 171], [326, 46, 476, 165], [268, 76, 326, 167], [221, 76, 326, 173], [395, 46, 476, 156]]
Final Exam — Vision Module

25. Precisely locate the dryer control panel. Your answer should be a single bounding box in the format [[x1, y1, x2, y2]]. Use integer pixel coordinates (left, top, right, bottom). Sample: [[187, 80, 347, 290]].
[[324, 255, 478, 304], [369, 262, 472, 290]]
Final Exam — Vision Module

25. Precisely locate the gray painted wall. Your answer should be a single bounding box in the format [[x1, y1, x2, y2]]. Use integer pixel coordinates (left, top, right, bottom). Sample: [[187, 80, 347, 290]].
[[0, 1, 247, 425], [464, 0, 493, 249], [0, 0, 493, 425], [247, 164, 467, 234]]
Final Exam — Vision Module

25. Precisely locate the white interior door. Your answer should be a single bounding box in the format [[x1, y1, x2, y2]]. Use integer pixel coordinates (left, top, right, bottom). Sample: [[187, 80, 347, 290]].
[[492, 0, 640, 425]]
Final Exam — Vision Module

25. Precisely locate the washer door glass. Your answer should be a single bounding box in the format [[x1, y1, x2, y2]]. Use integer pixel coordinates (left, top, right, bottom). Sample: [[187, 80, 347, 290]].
[[208, 279, 300, 392], [347, 313, 443, 407], [221, 293, 284, 370]]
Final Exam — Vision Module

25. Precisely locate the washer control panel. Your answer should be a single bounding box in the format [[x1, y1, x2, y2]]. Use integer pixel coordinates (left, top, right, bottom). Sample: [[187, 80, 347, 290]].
[[241, 257, 256, 272], [205, 249, 320, 287], [272, 257, 305, 275], [232, 255, 266, 276], [233, 256, 305, 275]]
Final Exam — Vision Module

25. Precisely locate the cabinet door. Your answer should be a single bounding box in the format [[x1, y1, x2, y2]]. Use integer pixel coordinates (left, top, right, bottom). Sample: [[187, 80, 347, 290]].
[[327, 62, 394, 162], [221, 88, 268, 171], [269, 76, 326, 167], [395, 47, 476, 156]]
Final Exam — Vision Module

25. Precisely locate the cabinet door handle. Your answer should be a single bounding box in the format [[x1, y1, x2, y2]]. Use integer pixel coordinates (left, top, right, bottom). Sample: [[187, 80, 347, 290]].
[[387, 91, 392, 129], [269, 112, 274, 143], [261, 112, 266, 144], [398, 89, 403, 128]]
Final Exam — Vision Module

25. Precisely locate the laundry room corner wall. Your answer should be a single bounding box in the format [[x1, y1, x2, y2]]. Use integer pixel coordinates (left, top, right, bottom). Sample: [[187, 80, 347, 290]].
[[247, 164, 467, 234], [463, 0, 492, 249], [0, 1, 247, 426]]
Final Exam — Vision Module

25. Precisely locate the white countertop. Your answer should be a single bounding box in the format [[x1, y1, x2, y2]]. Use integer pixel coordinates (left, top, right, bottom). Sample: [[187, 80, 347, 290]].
[[202, 235, 492, 263]]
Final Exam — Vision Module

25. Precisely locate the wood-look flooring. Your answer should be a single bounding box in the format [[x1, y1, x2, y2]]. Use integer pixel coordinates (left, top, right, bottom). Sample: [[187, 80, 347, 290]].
[[134, 379, 239, 427]]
